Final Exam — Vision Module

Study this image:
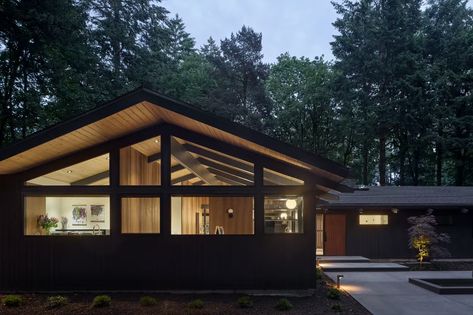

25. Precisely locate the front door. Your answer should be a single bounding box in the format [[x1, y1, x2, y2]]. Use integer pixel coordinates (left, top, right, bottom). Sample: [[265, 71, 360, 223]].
[[324, 214, 346, 255]]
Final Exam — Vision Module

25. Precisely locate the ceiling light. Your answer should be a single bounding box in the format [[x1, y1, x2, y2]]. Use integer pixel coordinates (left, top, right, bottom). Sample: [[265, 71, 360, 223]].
[[154, 139, 159, 143], [66, 170, 72, 174], [285, 199, 297, 210]]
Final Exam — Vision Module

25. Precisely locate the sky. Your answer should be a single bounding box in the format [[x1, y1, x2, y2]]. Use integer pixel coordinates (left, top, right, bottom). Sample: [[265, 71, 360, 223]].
[[164, 0, 473, 64], [163, 0, 338, 63]]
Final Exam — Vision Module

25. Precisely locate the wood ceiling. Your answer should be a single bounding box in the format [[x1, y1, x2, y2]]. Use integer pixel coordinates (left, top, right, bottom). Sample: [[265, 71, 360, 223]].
[[0, 89, 350, 192]]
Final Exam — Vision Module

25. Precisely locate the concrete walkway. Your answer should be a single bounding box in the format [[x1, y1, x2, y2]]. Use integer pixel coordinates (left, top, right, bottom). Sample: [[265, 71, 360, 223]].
[[326, 271, 473, 315], [321, 262, 408, 272]]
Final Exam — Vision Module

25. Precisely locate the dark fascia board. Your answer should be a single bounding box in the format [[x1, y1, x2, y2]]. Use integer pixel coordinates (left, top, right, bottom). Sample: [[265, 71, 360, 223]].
[[0, 87, 351, 179], [325, 204, 473, 210]]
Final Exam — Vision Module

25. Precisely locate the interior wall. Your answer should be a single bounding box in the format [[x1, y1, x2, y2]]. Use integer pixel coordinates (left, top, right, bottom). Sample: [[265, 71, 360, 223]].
[[120, 147, 161, 185], [179, 196, 209, 234], [122, 197, 160, 233], [24, 196, 46, 235], [209, 197, 254, 234]]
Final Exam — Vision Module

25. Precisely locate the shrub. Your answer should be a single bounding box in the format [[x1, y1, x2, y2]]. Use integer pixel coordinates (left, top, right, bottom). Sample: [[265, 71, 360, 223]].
[[316, 268, 323, 280], [92, 295, 111, 308], [331, 303, 342, 312], [46, 295, 69, 309], [327, 287, 341, 300], [139, 296, 157, 307], [237, 296, 253, 308], [188, 299, 204, 309], [2, 295, 23, 307], [275, 298, 293, 311]]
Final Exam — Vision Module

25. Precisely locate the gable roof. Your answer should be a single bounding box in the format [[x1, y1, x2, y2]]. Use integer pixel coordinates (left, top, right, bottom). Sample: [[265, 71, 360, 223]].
[[0, 87, 351, 191], [327, 186, 473, 208]]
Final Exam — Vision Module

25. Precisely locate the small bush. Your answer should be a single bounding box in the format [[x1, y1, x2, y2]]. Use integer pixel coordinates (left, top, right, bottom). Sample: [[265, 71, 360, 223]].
[[327, 287, 341, 300], [92, 295, 111, 308], [237, 296, 253, 308], [2, 295, 23, 307], [316, 268, 323, 280], [331, 303, 342, 312], [188, 299, 204, 309], [275, 298, 293, 311], [46, 295, 68, 309], [139, 296, 157, 307]]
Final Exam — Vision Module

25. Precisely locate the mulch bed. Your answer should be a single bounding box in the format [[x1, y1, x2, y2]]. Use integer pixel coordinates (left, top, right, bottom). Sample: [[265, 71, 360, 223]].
[[0, 273, 370, 315]]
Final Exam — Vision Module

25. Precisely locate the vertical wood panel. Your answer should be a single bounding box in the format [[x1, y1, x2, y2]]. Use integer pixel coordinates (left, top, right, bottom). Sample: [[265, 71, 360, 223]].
[[24, 197, 46, 235], [121, 198, 160, 233], [209, 197, 254, 234], [180, 197, 209, 234], [120, 147, 160, 185]]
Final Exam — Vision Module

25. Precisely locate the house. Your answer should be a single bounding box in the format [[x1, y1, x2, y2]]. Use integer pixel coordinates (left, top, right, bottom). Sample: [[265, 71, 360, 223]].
[[0, 87, 351, 292], [318, 186, 473, 259]]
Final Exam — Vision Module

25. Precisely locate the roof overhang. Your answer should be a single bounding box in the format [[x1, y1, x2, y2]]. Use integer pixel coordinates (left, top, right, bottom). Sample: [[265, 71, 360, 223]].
[[0, 88, 352, 193]]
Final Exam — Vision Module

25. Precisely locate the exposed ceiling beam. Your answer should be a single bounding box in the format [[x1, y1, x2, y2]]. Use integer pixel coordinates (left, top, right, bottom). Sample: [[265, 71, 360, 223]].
[[171, 164, 185, 173], [170, 138, 220, 185], [71, 171, 109, 186], [182, 143, 253, 173], [192, 180, 205, 186], [147, 152, 161, 163], [263, 171, 302, 186], [196, 157, 254, 182], [208, 168, 253, 186], [171, 173, 197, 185]]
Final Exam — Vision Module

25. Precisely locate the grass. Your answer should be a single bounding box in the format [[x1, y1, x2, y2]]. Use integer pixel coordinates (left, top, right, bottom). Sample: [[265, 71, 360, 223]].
[[92, 295, 112, 308], [188, 298, 204, 309], [2, 295, 23, 307], [46, 295, 69, 309], [275, 298, 293, 311], [139, 296, 157, 307]]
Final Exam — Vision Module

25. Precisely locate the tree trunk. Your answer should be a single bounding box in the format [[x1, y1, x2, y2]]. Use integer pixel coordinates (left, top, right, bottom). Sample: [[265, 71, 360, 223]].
[[379, 134, 386, 186], [436, 141, 443, 186], [399, 131, 407, 185]]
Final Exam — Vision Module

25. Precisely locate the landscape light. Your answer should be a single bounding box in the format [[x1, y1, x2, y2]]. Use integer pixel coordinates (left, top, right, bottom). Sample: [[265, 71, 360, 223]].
[[336, 274, 344, 289]]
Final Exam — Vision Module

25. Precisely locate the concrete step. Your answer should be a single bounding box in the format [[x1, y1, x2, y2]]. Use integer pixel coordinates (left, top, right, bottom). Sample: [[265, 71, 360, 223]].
[[320, 262, 409, 272], [317, 256, 371, 263]]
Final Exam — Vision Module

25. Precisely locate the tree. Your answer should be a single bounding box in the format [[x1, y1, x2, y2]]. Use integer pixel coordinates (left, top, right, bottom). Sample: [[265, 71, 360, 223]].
[[408, 210, 450, 267], [266, 53, 338, 157]]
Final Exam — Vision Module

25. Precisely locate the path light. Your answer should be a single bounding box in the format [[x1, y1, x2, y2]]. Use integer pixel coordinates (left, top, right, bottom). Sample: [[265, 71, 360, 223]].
[[391, 208, 399, 214], [285, 199, 297, 210], [336, 274, 344, 289]]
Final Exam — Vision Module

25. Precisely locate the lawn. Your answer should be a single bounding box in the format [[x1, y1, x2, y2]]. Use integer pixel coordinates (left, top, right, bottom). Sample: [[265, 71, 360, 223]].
[[0, 271, 369, 314]]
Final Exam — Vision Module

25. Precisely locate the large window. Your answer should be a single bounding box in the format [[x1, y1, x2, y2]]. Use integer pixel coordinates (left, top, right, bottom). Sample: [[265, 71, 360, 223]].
[[171, 196, 254, 235], [171, 137, 254, 186], [359, 215, 388, 225], [24, 196, 110, 235], [121, 197, 160, 234], [120, 136, 161, 185], [264, 196, 303, 233], [26, 154, 110, 186]]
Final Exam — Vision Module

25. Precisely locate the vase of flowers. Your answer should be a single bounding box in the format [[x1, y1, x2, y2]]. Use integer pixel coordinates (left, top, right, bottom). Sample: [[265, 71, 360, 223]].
[[37, 214, 59, 235], [60, 217, 68, 230]]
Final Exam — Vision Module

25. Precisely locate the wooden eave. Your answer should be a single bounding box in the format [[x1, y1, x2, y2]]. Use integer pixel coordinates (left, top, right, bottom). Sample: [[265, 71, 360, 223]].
[[0, 87, 352, 192]]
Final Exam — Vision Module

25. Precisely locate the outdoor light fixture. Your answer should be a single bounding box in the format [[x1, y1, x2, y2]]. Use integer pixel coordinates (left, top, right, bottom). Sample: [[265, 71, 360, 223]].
[[336, 274, 344, 289], [358, 208, 364, 214], [285, 199, 297, 210], [227, 208, 234, 218], [391, 208, 399, 214], [461, 208, 469, 214]]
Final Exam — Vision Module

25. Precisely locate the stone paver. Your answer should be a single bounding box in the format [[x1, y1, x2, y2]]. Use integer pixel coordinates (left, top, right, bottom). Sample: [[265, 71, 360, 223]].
[[326, 270, 473, 315]]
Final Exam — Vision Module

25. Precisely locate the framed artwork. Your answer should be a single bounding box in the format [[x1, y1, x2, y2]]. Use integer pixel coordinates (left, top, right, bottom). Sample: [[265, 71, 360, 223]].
[[90, 204, 105, 222], [72, 205, 87, 226]]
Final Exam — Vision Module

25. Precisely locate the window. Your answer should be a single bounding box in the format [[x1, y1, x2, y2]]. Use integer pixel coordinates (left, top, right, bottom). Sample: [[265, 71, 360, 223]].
[[263, 168, 304, 186], [171, 196, 254, 235], [120, 136, 161, 185], [171, 137, 254, 186], [121, 197, 160, 234], [264, 196, 303, 233], [359, 215, 388, 225], [26, 154, 110, 186], [24, 196, 110, 235]]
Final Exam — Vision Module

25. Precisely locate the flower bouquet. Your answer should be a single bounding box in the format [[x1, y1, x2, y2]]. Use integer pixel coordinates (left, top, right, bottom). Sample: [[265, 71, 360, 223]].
[[37, 214, 59, 235]]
